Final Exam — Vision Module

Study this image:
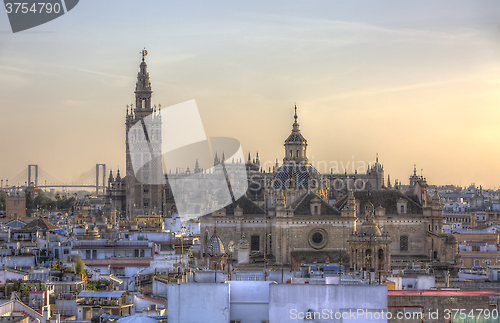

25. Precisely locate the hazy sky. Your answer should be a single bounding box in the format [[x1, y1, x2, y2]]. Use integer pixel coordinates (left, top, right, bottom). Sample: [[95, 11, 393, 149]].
[[1, 0, 500, 188]]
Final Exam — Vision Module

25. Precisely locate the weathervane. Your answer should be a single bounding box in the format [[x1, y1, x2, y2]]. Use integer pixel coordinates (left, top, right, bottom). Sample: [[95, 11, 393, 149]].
[[141, 48, 148, 61]]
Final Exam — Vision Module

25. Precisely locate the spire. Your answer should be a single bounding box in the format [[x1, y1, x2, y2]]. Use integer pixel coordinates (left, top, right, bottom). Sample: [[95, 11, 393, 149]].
[[248, 152, 251, 162], [194, 158, 200, 173], [413, 164, 417, 176], [108, 170, 114, 184], [116, 169, 121, 181], [283, 104, 308, 164], [135, 48, 152, 112]]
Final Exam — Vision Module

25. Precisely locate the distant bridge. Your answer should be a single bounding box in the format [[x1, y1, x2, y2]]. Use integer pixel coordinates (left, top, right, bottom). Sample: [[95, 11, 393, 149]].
[[1, 164, 108, 195]]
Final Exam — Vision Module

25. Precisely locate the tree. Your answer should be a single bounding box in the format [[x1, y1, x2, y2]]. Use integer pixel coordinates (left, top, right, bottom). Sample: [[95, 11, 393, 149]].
[[34, 190, 48, 210], [25, 190, 34, 209], [0, 190, 6, 211], [75, 258, 85, 275]]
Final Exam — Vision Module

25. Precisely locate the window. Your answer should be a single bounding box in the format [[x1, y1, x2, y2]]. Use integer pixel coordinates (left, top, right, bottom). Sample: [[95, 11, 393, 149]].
[[314, 205, 318, 215], [63, 249, 69, 255], [474, 259, 480, 267], [230, 321, 241, 323], [400, 236, 408, 251], [296, 150, 299, 157], [400, 205, 404, 213], [14, 201, 18, 206], [309, 229, 328, 249], [251, 235, 259, 251], [378, 249, 384, 270], [312, 232, 323, 244]]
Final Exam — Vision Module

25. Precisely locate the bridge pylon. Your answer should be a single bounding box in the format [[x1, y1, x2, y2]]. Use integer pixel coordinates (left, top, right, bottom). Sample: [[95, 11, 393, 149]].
[[95, 164, 106, 196]]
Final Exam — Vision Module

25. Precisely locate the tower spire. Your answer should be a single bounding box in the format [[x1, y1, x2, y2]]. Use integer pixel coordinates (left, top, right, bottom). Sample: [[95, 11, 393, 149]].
[[135, 48, 152, 113], [283, 104, 308, 164]]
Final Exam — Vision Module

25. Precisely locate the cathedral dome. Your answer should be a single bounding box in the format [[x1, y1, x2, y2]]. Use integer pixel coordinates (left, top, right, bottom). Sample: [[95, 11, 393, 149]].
[[285, 131, 307, 144], [358, 220, 382, 237], [271, 164, 322, 189], [206, 231, 225, 256], [357, 202, 382, 236]]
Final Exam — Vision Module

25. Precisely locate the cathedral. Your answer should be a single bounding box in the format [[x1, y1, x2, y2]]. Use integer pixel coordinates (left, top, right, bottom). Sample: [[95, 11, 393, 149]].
[[200, 102, 459, 273], [109, 51, 459, 273], [108, 51, 386, 219]]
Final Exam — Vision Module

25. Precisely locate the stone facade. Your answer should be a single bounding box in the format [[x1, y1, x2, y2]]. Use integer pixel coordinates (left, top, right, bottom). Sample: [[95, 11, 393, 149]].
[[124, 50, 164, 219], [200, 110, 459, 272]]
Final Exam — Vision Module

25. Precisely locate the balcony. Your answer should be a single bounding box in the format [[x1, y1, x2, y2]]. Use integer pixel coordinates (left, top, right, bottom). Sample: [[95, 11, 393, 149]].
[[83, 257, 153, 267]]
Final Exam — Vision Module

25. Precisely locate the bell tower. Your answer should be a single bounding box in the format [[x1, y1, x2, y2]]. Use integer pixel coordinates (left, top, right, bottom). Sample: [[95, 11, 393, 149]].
[[135, 49, 153, 114], [283, 105, 308, 164], [125, 49, 164, 219]]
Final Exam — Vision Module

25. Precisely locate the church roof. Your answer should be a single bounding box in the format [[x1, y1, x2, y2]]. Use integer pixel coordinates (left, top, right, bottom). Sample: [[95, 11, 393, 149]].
[[285, 132, 307, 143], [271, 164, 322, 189], [23, 218, 59, 232], [290, 191, 341, 216], [337, 190, 423, 215], [224, 195, 266, 215]]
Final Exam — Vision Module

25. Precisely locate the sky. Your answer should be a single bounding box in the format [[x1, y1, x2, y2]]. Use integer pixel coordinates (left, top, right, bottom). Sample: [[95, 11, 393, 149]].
[[1, 0, 500, 189]]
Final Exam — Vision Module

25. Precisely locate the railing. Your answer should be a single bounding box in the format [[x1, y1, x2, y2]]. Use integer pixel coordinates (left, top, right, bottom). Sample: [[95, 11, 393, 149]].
[[232, 275, 265, 281], [74, 240, 150, 247]]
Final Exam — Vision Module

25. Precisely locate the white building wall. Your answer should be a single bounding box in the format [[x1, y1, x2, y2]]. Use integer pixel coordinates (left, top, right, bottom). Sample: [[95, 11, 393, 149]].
[[55, 300, 77, 317], [269, 284, 388, 323], [0, 256, 35, 269], [192, 270, 228, 283], [167, 283, 230, 323], [0, 270, 28, 284], [228, 281, 272, 323]]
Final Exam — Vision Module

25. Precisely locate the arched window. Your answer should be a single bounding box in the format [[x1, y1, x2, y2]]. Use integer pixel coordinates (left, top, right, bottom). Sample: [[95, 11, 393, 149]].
[[378, 249, 384, 270]]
